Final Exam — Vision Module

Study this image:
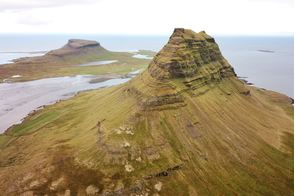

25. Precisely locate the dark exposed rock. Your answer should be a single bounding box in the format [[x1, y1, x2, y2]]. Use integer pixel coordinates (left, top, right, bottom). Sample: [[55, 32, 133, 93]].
[[144, 94, 184, 108], [155, 171, 169, 177], [240, 90, 251, 96], [144, 164, 183, 180]]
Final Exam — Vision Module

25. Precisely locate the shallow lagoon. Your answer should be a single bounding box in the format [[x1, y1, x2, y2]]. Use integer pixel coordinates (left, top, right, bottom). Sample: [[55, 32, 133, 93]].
[[0, 75, 130, 133], [78, 60, 118, 66], [132, 54, 153, 59]]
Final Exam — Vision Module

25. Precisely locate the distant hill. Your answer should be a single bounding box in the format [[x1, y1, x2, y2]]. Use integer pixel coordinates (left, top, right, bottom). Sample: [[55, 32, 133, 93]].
[[0, 39, 151, 82], [13, 39, 108, 64]]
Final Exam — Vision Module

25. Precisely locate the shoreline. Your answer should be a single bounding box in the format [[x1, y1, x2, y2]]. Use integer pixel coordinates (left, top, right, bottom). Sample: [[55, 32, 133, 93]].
[[0, 71, 141, 134]]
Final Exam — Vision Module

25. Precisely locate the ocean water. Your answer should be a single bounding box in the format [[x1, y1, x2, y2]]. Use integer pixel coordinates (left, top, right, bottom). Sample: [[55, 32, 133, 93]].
[[132, 54, 153, 59], [0, 52, 46, 64], [215, 36, 294, 98], [0, 34, 293, 97], [78, 60, 118, 66]]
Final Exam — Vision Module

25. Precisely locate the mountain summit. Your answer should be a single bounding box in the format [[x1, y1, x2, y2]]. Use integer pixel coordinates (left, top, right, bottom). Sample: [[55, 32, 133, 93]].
[[128, 29, 250, 111], [148, 28, 235, 80], [0, 29, 293, 195]]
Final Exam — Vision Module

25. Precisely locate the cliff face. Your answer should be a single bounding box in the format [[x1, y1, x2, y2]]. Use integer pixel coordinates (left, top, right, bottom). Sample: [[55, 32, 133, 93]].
[[0, 29, 293, 196], [148, 28, 235, 80], [65, 39, 101, 49], [127, 29, 249, 111]]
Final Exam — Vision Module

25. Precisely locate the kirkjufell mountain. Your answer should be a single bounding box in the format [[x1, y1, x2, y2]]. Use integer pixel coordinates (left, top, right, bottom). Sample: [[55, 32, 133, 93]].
[[0, 29, 293, 195]]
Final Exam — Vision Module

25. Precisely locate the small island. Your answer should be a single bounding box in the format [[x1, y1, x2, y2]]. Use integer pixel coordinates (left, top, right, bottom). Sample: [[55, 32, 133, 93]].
[[257, 49, 275, 53]]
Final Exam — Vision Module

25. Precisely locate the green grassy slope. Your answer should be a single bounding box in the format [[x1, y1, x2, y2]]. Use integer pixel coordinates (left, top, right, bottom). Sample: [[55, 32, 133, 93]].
[[0, 73, 293, 195]]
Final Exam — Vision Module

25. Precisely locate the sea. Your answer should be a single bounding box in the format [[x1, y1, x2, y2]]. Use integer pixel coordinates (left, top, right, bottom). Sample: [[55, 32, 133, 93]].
[[0, 34, 293, 97]]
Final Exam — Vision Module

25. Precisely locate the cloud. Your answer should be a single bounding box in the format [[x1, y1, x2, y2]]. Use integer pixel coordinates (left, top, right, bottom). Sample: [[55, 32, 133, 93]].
[[17, 15, 52, 26], [247, 0, 293, 5], [0, 0, 99, 11], [0, 0, 293, 35]]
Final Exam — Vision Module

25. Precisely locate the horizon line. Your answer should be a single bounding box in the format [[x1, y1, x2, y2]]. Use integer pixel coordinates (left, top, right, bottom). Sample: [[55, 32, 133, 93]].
[[0, 32, 293, 37]]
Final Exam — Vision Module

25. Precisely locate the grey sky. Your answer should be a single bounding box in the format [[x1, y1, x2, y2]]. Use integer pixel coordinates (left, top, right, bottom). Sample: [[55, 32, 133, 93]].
[[0, 0, 293, 35], [0, 0, 98, 11]]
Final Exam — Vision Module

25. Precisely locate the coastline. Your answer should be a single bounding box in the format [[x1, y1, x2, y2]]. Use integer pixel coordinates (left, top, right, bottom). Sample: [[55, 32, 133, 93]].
[[0, 71, 141, 134]]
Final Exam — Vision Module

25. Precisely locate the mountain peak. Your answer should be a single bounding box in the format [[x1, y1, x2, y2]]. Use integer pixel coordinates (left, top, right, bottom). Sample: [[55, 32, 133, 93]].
[[170, 28, 212, 41], [148, 28, 235, 81]]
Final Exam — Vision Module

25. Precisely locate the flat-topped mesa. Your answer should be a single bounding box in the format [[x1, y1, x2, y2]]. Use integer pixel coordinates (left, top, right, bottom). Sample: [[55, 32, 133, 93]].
[[65, 39, 101, 49], [148, 28, 236, 81], [11, 39, 108, 65], [47, 39, 106, 57]]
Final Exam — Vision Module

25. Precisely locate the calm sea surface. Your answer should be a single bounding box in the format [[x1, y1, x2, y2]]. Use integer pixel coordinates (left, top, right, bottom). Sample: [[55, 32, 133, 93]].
[[0, 34, 293, 97]]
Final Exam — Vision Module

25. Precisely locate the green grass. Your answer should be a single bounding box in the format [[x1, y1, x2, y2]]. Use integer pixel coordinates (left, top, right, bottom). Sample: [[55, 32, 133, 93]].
[[0, 74, 293, 195], [58, 61, 147, 76], [8, 111, 60, 136], [0, 135, 13, 149]]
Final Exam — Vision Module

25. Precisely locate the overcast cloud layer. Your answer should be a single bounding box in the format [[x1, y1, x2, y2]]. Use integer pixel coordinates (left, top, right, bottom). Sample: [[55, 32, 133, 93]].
[[0, 0, 99, 10], [0, 0, 293, 35]]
